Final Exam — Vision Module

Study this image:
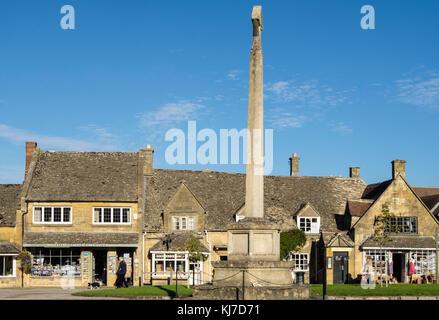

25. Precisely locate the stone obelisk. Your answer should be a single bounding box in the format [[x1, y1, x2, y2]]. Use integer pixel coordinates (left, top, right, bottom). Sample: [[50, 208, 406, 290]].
[[245, 5, 264, 219], [194, 6, 310, 300]]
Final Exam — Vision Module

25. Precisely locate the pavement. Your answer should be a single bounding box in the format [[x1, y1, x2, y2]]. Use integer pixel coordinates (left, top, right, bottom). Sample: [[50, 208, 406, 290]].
[[0, 287, 126, 300]]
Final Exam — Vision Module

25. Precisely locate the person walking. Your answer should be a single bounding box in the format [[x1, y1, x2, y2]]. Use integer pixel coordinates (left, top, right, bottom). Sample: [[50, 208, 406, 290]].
[[115, 256, 127, 288]]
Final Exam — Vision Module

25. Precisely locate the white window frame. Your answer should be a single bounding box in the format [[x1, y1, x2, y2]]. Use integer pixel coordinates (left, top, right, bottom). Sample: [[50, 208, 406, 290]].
[[172, 216, 195, 231], [92, 207, 131, 225], [291, 253, 309, 271], [298, 217, 320, 234], [33, 206, 72, 224], [151, 251, 189, 279], [0, 254, 17, 278]]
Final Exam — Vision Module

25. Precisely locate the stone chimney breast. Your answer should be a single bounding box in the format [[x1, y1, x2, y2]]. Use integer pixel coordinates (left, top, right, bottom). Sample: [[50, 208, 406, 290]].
[[25, 141, 37, 177], [289, 153, 300, 176], [349, 167, 360, 178], [392, 159, 406, 180]]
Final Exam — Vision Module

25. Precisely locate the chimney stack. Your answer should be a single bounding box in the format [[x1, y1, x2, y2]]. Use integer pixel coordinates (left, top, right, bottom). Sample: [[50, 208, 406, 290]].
[[289, 153, 300, 176], [392, 159, 406, 180], [349, 167, 360, 178], [143, 144, 154, 176], [25, 142, 37, 177]]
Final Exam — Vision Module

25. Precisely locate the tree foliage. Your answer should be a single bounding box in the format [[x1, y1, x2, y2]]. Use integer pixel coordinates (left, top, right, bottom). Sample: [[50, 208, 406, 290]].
[[280, 229, 307, 260], [179, 233, 208, 263], [374, 203, 400, 246]]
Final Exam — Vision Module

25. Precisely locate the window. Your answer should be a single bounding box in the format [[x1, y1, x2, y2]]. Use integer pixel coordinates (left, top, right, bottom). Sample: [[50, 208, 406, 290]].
[[291, 253, 309, 271], [364, 250, 390, 275], [93, 207, 131, 224], [172, 216, 195, 231], [33, 207, 72, 224], [188, 217, 195, 230], [29, 248, 81, 277], [410, 250, 436, 275], [172, 217, 180, 230], [298, 217, 320, 234], [0, 255, 14, 277], [152, 252, 188, 277], [385, 217, 417, 234]]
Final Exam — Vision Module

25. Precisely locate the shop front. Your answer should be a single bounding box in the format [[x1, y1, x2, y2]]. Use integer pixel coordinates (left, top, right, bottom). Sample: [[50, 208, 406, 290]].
[[23, 232, 139, 287], [361, 236, 438, 284]]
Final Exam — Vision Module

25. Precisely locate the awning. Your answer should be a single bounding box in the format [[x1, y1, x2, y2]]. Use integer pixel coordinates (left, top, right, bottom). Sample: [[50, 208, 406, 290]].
[[0, 241, 20, 254], [23, 232, 138, 247], [361, 235, 438, 250]]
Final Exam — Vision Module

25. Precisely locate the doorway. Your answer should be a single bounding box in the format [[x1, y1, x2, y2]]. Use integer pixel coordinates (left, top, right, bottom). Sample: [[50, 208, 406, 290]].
[[189, 262, 203, 285], [92, 250, 107, 285], [392, 253, 406, 283], [333, 252, 349, 284]]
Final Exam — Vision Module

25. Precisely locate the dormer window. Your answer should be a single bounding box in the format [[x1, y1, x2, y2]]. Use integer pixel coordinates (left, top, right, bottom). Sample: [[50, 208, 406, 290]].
[[298, 217, 320, 234]]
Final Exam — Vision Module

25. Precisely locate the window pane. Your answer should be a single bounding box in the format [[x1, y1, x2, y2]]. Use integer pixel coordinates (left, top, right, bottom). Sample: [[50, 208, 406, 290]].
[[113, 208, 121, 223], [165, 261, 175, 272], [189, 217, 195, 230], [103, 208, 112, 223], [34, 207, 42, 222], [94, 208, 101, 223], [44, 207, 52, 222], [122, 209, 130, 223], [63, 208, 71, 222], [176, 260, 185, 272], [53, 208, 62, 222], [155, 260, 164, 272], [173, 217, 180, 230], [0, 257, 3, 276], [181, 217, 187, 230]]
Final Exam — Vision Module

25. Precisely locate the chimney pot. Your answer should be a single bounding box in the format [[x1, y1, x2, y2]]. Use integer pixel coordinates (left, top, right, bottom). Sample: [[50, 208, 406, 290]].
[[349, 167, 360, 178], [392, 159, 406, 180], [25, 142, 37, 177], [289, 153, 300, 176]]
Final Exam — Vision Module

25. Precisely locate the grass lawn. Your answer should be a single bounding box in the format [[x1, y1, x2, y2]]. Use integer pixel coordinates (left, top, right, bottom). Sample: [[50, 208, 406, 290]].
[[73, 285, 193, 297], [311, 284, 439, 296]]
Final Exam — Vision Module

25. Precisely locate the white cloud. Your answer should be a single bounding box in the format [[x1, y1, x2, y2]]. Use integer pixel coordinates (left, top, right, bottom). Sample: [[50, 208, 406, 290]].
[[267, 113, 307, 129], [0, 124, 118, 151], [330, 121, 353, 135], [395, 70, 439, 108], [265, 80, 350, 107], [138, 100, 207, 128], [226, 70, 243, 81]]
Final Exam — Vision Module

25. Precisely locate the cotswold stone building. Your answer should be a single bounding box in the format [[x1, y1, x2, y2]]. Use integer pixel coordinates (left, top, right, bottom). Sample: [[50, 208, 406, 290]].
[[0, 142, 438, 287]]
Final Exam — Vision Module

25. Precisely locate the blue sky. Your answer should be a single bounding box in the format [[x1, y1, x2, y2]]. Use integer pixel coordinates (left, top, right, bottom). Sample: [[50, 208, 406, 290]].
[[0, 0, 438, 186]]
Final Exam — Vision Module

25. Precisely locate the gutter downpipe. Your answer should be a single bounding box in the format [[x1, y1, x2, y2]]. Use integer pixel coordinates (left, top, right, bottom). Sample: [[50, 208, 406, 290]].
[[21, 209, 27, 288], [205, 230, 212, 282]]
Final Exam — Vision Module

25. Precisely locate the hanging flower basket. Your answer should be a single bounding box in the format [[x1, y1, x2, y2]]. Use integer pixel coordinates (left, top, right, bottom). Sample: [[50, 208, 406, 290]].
[[16, 250, 32, 274]]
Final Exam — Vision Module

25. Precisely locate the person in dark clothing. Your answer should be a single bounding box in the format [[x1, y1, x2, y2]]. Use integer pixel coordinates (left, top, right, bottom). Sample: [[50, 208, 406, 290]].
[[115, 256, 127, 288]]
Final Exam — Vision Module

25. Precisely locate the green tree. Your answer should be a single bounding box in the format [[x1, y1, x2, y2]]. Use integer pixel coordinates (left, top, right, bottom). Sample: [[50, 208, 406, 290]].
[[179, 233, 208, 263], [280, 229, 307, 261]]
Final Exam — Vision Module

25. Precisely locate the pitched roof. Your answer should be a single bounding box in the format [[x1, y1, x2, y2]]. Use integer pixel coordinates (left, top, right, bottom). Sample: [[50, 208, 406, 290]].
[[23, 232, 139, 247], [144, 169, 367, 232], [347, 200, 373, 217], [321, 232, 354, 247], [149, 233, 209, 252], [412, 187, 439, 198], [0, 241, 20, 253], [0, 184, 21, 227], [361, 180, 392, 200], [360, 235, 438, 249], [26, 151, 138, 202]]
